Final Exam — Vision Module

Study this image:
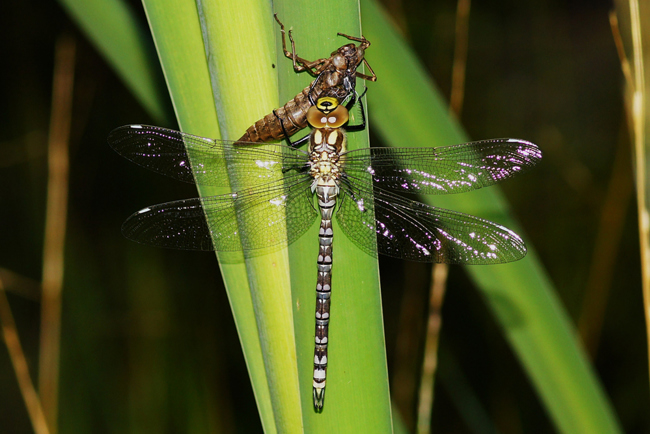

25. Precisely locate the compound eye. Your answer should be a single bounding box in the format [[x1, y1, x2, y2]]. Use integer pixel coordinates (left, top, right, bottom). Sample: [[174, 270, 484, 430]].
[[324, 104, 349, 128], [307, 105, 326, 128]]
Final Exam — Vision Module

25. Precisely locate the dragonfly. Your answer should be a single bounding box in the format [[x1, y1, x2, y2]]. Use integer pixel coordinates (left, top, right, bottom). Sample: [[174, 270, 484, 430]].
[[108, 96, 541, 410], [238, 14, 376, 143]]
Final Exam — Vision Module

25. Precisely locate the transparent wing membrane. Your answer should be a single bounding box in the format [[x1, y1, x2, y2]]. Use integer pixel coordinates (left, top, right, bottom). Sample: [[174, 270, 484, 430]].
[[122, 177, 317, 251], [336, 183, 526, 264], [342, 139, 541, 195], [108, 125, 309, 187], [110, 124, 539, 263]]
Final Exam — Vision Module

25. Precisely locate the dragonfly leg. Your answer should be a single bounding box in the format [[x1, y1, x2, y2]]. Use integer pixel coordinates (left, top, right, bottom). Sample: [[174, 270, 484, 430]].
[[274, 14, 327, 75], [355, 58, 377, 82], [336, 32, 371, 46]]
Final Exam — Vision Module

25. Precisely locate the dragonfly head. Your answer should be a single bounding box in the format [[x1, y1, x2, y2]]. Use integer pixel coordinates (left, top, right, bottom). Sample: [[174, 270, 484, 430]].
[[307, 97, 349, 129]]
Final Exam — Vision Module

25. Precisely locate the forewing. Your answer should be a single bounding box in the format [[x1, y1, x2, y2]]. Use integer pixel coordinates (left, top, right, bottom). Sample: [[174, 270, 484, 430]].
[[342, 139, 541, 195], [336, 183, 526, 264], [122, 177, 317, 252], [108, 124, 309, 186]]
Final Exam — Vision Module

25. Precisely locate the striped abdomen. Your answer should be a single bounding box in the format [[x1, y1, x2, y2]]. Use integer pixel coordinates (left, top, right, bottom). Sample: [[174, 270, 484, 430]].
[[313, 183, 337, 410]]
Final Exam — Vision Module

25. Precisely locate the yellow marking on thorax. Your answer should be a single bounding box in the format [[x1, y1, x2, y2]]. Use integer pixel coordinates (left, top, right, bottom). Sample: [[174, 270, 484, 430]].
[[313, 130, 323, 145], [327, 130, 339, 145]]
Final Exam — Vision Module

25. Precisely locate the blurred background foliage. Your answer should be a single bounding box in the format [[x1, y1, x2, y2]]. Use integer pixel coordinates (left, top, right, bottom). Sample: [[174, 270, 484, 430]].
[[0, 0, 647, 433]]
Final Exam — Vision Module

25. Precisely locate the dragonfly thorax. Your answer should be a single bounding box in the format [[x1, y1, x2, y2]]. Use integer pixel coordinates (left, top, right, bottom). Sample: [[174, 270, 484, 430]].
[[309, 128, 347, 153], [309, 129, 345, 186]]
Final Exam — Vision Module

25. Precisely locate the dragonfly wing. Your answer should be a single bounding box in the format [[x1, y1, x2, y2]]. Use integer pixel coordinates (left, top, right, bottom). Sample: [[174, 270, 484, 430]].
[[122, 197, 216, 251], [342, 139, 541, 195], [224, 177, 319, 251], [108, 124, 309, 187], [336, 183, 526, 264], [122, 177, 317, 252]]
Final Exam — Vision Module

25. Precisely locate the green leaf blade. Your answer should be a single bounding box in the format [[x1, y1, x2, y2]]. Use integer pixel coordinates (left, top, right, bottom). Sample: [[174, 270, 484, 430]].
[[361, 0, 622, 432]]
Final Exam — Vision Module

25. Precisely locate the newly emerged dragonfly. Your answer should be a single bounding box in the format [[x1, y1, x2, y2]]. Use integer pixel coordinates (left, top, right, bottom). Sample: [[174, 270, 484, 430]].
[[238, 14, 376, 143], [108, 98, 541, 410]]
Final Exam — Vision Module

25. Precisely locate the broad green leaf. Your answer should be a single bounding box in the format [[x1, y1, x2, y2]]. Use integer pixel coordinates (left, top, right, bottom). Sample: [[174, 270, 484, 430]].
[[141, 0, 301, 432]]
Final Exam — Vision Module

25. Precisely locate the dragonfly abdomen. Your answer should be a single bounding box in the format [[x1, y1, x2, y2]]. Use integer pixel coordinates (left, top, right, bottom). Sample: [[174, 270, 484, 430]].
[[313, 182, 338, 410]]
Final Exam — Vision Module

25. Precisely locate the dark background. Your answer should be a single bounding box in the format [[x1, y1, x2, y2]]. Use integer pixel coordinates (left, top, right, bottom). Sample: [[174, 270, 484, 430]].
[[1, 0, 646, 432]]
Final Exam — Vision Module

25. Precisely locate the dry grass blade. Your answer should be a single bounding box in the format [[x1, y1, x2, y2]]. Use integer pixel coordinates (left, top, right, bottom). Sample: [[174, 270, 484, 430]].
[[610, 11, 634, 91], [417, 263, 449, 434], [614, 0, 650, 381], [0, 279, 50, 434], [0, 268, 42, 302], [39, 34, 75, 433], [628, 0, 650, 383]]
